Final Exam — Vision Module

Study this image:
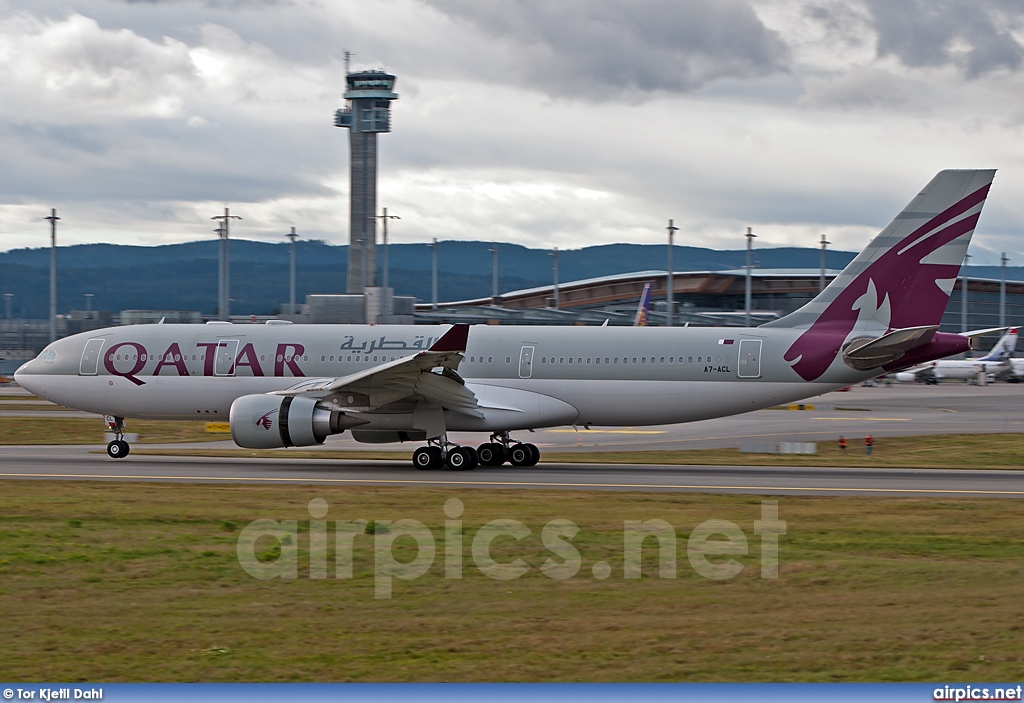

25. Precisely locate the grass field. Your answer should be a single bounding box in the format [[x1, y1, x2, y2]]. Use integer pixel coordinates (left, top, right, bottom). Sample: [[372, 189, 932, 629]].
[[0, 418, 226, 444], [1, 480, 1021, 682], [128, 433, 1024, 469]]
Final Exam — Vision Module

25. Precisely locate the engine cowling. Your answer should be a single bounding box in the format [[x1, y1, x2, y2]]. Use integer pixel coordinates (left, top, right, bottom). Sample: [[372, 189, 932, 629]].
[[229, 394, 363, 449]]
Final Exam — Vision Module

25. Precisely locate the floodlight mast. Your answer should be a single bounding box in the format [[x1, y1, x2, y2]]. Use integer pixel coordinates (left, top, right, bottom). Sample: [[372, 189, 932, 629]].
[[551, 247, 559, 309], [1000, 252, 1008, 328], [286, 226, 298, 313], [666, 219, 678, 327], [819, 233, 830, 292], [745, 226, 756, 328], [370, 207, 400, 323], [44, 209, 60, 342], [960, 253, 970, 333], [429, 238, 438, 310], [490, 243, 499, 305], [211, 207, 241, 321]]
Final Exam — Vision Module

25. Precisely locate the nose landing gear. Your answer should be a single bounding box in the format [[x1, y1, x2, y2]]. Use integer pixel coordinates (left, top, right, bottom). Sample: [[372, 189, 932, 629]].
[[105, 416, 130, 459]]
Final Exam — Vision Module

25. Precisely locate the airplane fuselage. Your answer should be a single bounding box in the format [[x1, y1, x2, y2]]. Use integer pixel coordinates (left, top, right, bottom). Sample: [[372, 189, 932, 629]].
[[17, 322, 874, 433]]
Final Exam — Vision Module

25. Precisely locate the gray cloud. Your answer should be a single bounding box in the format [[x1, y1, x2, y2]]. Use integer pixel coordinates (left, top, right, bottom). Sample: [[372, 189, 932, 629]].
[[420, 0, 789, 99], [863, 0, 1024, 77]]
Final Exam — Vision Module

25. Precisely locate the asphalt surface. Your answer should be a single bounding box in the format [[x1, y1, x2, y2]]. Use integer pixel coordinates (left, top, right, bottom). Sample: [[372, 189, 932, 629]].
[[2, 383, 1022, 497], [1, 447, 1022, 497]]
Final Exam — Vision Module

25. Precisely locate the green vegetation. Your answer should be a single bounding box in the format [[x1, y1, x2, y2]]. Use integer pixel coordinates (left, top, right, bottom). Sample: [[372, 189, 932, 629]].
[[1, 481, 1021, 681], [0, 418, 225, 445], [126, 433, 1024, 469]]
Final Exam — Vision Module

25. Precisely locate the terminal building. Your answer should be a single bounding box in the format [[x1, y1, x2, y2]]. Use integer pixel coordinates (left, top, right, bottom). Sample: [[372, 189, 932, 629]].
[[414, 268, 1024, 341]]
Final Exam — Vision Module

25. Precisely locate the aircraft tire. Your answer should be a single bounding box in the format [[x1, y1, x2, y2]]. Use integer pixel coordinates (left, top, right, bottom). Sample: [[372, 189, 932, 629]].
[[477, 443, 505, 466], [413, 446, 442, 470], [107, 440, 129, 459], [446, 446, 475, 471], [509, 443, 533, 467], [523, 443, 540, 466]]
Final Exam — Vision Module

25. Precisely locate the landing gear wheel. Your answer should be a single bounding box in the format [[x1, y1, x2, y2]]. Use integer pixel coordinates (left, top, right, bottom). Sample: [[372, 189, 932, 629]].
[[413, 446, 442, 470], [477, 442, 506, 466], [509, 443, 534, 467], [446, 446, 476, 471], [523, 443, 540, 466], [106, 440, 129, 459]]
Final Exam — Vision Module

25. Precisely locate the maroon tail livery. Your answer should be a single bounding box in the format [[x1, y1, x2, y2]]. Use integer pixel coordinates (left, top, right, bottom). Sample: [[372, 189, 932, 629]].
[[764, 170, 996, 381]]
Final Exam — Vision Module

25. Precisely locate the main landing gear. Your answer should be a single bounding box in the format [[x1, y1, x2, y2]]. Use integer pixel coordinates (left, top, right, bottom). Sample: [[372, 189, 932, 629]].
[[105, 416, 130, 459], [412, 436, 478, 471], [477, 431, 540, 468], [410, 431, 541, 470]]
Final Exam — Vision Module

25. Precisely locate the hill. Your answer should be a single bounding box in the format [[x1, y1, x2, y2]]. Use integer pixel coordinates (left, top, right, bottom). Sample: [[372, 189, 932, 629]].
[[0, 240, 1017, 317]]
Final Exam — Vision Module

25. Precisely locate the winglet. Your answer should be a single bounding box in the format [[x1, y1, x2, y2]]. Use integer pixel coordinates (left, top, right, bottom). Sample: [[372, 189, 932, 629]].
[[429, 324, 470, 352]]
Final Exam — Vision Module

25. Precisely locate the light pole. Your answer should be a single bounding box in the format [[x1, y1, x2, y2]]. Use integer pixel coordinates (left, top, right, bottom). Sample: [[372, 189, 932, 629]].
[[3, 293, 12, 320], [666, 219, 678, 327], [490, 242, 499, 305], [84, 293, 93, 313], [286, 227, 298, 314], [371, 208, 400, 324], [44, 209, 60, 342], [1000, 252, 1008, 328], [429, 238, 438, 310], [745, 226, 756, 328], [819, 233, 830, 292], [551, 247, 559, 309], [960, 253, 970, 333], [211, 207, 241, 321]]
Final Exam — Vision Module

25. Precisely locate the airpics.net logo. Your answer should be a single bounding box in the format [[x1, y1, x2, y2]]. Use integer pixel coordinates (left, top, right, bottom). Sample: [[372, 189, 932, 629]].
[[235, 498, 786, 599]]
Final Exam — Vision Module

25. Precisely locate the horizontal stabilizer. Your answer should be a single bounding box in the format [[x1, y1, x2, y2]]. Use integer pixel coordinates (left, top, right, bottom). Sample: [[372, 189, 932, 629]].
[[843, 325, 938, 370]]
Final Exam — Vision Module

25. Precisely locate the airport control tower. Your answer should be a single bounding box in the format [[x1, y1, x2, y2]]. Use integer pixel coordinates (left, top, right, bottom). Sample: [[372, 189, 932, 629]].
[[334, 69, 398, 293]]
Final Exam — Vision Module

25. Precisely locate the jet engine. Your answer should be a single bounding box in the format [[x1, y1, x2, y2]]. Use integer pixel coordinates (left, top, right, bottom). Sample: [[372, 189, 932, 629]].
[[229, 394, 365, 449]]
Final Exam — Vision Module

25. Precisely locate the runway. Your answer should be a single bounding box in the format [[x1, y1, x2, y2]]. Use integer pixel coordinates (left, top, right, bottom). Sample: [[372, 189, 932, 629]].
[[3, 383, 1022, 497], [2, 446, 1022, 497]]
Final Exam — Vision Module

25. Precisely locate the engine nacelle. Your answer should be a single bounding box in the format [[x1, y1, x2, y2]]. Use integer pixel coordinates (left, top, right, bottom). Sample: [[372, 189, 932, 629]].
[[229, 394, 363, 449]]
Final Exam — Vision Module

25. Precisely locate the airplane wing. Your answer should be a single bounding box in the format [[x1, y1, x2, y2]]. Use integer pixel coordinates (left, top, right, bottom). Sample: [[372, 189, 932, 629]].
[[270, 324, 482, 418]]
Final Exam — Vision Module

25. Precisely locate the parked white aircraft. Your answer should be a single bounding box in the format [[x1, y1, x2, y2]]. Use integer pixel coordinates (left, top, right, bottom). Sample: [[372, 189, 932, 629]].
[[15, 170, 997, 470], [893, 327, 1018, 383], [1007, 358, 1024, 382]]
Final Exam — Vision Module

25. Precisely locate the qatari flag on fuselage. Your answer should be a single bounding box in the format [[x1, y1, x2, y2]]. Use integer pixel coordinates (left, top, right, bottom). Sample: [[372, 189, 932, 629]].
[[718, 339, 734, 345]]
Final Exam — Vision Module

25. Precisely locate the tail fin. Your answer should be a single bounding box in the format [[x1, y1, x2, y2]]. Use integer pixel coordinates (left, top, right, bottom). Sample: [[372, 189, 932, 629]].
[[765, 169, 996, 380], [633, 282, 653, 327], [978, 327, 1019, 362]]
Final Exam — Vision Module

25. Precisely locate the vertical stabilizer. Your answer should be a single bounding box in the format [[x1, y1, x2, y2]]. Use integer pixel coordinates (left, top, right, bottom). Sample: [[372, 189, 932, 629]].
[[765, 169, 996, 380], [633, 282, 653, 327]]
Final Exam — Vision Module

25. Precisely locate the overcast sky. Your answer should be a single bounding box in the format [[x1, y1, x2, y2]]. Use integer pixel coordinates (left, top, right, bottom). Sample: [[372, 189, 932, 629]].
[[0, 0, 1021, 265]]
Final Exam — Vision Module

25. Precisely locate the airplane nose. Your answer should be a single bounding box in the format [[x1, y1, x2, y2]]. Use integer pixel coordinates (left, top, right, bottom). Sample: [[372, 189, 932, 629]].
[[13, 359, 37, 389]]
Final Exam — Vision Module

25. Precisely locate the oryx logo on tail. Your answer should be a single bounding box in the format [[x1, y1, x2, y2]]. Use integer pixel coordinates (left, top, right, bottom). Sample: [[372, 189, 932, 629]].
[[764, 170, 996, 381]]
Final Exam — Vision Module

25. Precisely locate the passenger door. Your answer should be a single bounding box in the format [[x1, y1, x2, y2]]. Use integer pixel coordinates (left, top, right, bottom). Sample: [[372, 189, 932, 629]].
[[737, 339, 762, 379], [79, 338, 105, 376], [518, 345, 535, 379]]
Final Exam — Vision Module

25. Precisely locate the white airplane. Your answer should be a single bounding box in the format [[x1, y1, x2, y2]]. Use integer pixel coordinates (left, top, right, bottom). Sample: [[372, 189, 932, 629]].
[[893, 327, 1018, 383], [1006, 358, 1024, 382], [15, 170, 998, 470]]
